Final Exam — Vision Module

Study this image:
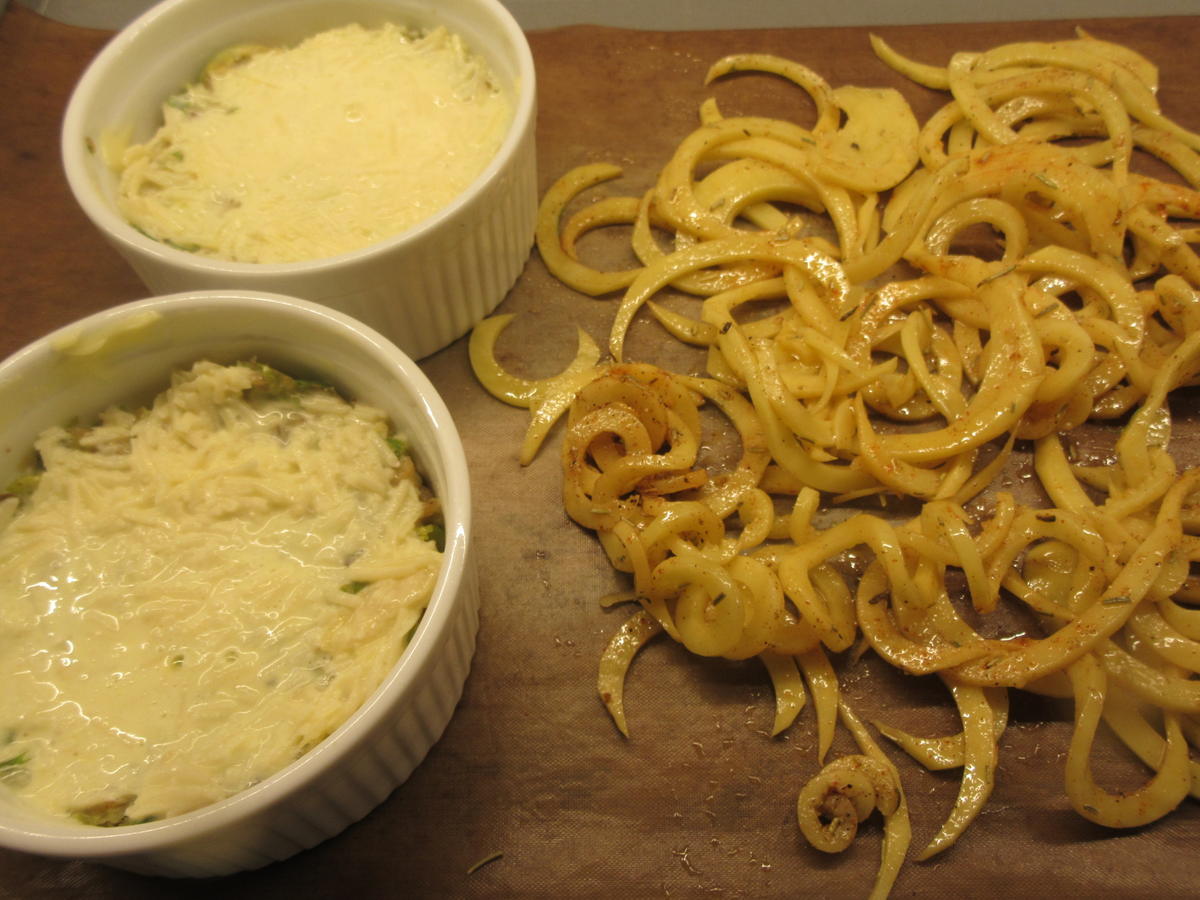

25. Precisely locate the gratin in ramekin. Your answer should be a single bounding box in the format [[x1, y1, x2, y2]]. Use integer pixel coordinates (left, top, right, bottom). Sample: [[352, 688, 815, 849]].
[[61, 0, 538, 360], [0, 291, 478, 876]]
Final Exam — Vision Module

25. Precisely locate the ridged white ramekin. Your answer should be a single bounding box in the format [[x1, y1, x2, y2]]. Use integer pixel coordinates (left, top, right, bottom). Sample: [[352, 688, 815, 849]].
[[0, 291, 478, 877], [61, 0, 537, 361]]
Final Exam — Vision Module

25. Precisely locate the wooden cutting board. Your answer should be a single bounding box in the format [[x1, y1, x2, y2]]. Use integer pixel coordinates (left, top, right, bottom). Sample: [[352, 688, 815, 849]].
[[2, 6, 1199, 897]]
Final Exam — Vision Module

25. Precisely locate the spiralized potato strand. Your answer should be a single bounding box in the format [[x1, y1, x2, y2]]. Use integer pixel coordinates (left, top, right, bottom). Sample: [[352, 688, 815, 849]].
[[471, 31, 1200, 898]]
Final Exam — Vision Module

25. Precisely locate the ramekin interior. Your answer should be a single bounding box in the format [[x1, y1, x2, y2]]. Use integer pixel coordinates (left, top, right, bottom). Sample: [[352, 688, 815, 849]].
[[62, 0, 534, 276], [0, 291, 473, 866], [60, 0, 539, 360]]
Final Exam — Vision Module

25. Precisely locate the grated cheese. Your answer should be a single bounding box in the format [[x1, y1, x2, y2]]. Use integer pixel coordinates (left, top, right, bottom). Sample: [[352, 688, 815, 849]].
[[113, 23, 512, 263], [0, 361, 442, 824]]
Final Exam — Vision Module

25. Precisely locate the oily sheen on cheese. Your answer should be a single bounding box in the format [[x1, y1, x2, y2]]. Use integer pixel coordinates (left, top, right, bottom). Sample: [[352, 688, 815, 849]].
[[114, 23, 512, 263], [0, 361, 442, 824]]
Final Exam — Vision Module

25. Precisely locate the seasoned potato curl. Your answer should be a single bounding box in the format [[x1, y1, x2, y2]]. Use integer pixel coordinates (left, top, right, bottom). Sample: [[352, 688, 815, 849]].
[[471, 30, 1200, 898]]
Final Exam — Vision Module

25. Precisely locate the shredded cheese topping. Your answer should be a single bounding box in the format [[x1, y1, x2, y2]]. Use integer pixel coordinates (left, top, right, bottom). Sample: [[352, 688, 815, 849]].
[[0, 361, 442, 824], [114, 23, 512, 263]]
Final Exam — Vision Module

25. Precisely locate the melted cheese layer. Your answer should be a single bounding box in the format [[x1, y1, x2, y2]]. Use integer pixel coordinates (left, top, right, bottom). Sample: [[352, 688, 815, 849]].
[[0, 362, 442, 823], [115, 23, 512, 263]]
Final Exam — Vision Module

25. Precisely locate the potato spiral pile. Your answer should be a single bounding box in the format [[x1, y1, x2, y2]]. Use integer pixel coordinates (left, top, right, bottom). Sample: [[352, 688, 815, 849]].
[[471, 30, 1200, 898]]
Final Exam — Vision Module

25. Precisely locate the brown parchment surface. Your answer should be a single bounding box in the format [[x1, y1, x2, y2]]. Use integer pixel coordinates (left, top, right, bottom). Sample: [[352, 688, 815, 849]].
[[2, 5, 1200, 898]]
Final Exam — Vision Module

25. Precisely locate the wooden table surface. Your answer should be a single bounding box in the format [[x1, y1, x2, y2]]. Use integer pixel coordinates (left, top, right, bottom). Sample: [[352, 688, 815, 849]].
[[2, 5, 1200, 898]]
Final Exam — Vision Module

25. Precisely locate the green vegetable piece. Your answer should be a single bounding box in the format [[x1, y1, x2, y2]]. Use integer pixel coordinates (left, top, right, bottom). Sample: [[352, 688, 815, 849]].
[[417, 522, 446, 551], [402, 614, 424, 646], [241, 361, 331, 400], [165, 93, 201, 116], [202, 44, 268, 82], [70, 796, 136, 827], [3, 473, 40, 500]]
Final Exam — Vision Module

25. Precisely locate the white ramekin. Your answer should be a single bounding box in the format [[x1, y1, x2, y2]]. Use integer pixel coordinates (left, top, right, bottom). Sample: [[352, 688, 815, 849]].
[[0, 290, 478, 877], [61, 0, 538, 360]]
